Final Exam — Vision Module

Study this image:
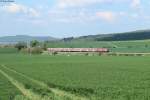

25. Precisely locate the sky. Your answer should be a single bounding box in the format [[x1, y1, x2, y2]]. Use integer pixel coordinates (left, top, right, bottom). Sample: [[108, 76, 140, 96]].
[[0, 0, 150, 38]]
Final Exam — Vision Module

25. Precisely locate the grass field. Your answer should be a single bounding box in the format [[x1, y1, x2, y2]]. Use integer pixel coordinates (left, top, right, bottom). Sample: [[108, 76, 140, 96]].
[[47, 40, 150, 53], [0, 54, 150, 100], [0, 48, 18, 54]]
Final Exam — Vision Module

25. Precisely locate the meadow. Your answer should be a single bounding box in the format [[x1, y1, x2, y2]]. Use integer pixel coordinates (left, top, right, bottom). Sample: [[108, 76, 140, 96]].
[[0, 48, 18, 54], [0, 54, 150, 100]]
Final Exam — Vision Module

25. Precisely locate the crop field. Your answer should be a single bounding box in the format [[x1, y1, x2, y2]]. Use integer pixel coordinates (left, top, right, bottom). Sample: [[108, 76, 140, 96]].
[[47, 40, 150, 53], [0, 54, 150, 100], [0, 72, 21, 100], [0, 48, 18, 54]]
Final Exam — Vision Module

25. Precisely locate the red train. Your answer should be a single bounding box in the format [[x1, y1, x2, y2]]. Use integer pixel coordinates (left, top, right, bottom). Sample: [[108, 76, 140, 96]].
[[47, 48, 109, 53]]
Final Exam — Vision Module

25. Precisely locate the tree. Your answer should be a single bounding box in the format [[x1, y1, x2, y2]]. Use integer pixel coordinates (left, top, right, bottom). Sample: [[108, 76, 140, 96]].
[[15, 42, 27, 51], [63, 37, 74, 42], [30, 40, 40, 47], [42, 41, 47, 50]]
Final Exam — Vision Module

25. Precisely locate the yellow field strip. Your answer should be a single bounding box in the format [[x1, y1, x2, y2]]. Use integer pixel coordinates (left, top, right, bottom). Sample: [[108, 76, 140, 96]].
[[0, 66, 49, 100], [1, 64, 89, 100]]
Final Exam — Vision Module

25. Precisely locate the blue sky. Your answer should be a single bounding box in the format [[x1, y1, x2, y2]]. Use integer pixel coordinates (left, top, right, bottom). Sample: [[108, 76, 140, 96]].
[[0, 0, 150, 38]]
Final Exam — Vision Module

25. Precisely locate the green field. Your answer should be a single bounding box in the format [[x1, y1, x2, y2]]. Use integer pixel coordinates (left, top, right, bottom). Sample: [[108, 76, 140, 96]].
[[0, 72, 21, 100], [0, 48, 18, 54], [47, 40, 150, 53], [0, 54, 150, 100]]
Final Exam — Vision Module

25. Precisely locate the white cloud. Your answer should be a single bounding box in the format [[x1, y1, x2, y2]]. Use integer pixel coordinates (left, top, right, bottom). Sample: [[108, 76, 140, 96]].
[[48, 9, 118, 23], [48, 10, 93, 23], [131, 0, 141, 8], [28, 8, 40, 17], [3, 3, 40, 17], [53, 0, 143, 23], [56, 0, 115, 8], [4, 3, 26, 13], [56, 0, 138, 9], [1, 0, 143, 24], [96, 11, 116, 22]]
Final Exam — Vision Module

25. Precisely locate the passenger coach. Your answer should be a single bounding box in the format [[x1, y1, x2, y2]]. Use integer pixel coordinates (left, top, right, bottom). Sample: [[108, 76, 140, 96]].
[[47, 48, 109, 53]]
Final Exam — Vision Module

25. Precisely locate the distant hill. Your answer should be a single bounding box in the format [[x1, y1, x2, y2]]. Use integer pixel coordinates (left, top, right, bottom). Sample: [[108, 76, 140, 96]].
[[1, 29, 150, 44], [0, 35, 57, 44], [75, 30, 150, 41]]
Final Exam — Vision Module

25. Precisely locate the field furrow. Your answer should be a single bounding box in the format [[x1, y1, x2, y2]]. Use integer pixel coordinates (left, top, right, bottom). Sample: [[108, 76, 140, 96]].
[[0, 64, 89, 100], [0, 66, 46, 100]]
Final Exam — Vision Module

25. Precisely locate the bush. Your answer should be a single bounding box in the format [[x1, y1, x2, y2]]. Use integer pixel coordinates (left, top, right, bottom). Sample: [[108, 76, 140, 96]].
[[21, 47, 43, 54], [85, 53, 89, 56], [20, 48, 30, 54], [52, 51, 58, 55], [31, 47, 43, 54]]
